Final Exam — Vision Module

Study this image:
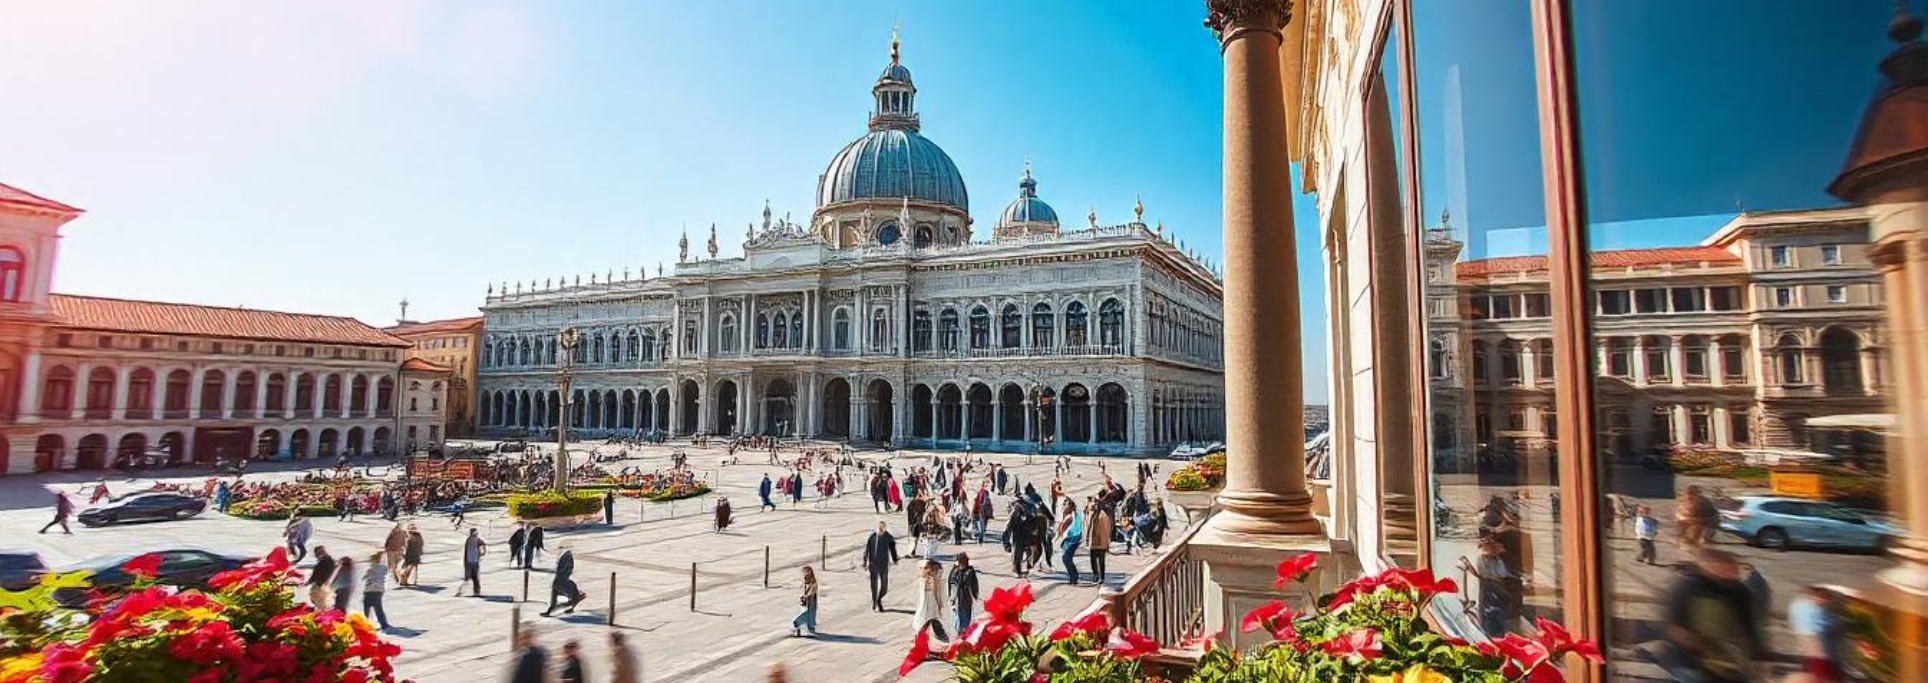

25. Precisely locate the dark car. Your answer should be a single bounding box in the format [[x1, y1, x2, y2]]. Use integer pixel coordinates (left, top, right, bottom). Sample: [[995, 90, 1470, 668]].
[[52, 549, 248, 608], [76, 493, 206, 527], [0, 551, 49, 591]]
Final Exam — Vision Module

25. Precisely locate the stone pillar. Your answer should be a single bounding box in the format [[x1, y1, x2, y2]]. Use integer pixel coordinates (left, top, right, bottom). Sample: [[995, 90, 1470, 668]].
[[701, 298, 713, 357], [855, 288, 868, 355], [111, 365, 131, 420], [1862, 346, 1882, 394], [221, 369, 239, 420], [187, 367, 206, 418], [1053, 397, 1064, 445], [1022, 400, 1035, 442], [992, 399, 1003, 442], [1632, 338, 1650, 385], [71, 362, 93, 420], [1191, 0, 1332, 650], [254, 371, 271, 419], [1708, 340, 1726, 387], [1669, 335, 1687, 387], [18, 350, 43, 420]]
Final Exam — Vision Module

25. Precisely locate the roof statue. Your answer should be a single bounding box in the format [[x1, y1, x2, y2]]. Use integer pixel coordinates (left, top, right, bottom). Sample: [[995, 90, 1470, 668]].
[[678, 227, 690, 263], [590, 272, 598, 284], [487, 282, 494, 295], [657, 263, 664, 277], [623, 266, 631, 281], [706, 223, 719, 258], [763, 199, 773, 230], [1133, 196, 1145, 223], [573, 275, 580, 286], [1088, 206, 1099, 228]]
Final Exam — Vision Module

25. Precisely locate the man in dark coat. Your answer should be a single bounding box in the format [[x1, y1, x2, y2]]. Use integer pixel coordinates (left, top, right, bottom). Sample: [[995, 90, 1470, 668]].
[[508, 523, 528, 568], [542, 546, 582, 616], [905, 495, 929, 557], [1004, 496, 1036, 576], [862, 521, 899, 611], [760, 474, 777, 511], [523, 524, 546, 568], [993, 465, 1009, 495], [602, 489, 616, 525], [948, 552, 981, 638], [506, 629, 548, 683]]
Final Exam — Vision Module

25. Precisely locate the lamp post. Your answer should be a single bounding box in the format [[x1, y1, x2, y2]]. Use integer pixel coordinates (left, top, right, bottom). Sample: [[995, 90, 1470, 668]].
[[554, 327, 579, 493]]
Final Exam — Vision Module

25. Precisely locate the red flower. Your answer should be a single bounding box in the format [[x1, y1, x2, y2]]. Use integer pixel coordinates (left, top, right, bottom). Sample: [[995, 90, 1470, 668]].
[[1238, 600, 1294, 634], [1272, 554, 1317, 588], [1474, 639, 1504, 658], [954, 618, 1030, 657], [899, 625, 934, 676], [1383, 567, 1459, 598], [983, 583, 1034, 625], [1049, 610, 1111, 642], [41, 644, 93, 683], [1494, 632, 1552, 672], [1533, 616, 1604, 663], [210, 546, 297, 590], [1319, 628, 1383, 661], [1327, 573, 1385, 609], [1177, 630, 1223, 651], [1105, 629, 1162, 659], [121, 553, 162, 579]]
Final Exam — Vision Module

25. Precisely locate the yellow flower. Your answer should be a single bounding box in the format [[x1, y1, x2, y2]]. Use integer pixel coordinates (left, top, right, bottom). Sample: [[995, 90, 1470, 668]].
[[1367, 664, 1452, 683], [0, 652, 46, 683]]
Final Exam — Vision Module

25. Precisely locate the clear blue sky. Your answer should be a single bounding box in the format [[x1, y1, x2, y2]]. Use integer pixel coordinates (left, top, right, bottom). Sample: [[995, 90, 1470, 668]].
[[0, 0, 1339, 403]]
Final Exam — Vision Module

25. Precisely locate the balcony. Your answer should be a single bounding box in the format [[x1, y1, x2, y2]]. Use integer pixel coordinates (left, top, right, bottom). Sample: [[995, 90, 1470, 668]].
[[199, 408, 223, 420], [910, 344, 1130, 360], [84, 408, 112, 420], [161, 409, 192, 419], [39, 408, 74, 419], [126, 408, 153, 420]]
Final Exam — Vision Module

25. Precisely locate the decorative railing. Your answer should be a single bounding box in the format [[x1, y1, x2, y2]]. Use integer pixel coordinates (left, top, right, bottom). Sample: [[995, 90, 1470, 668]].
[[1098, 512, 1210, 647], [911, 344, 1129, 360]]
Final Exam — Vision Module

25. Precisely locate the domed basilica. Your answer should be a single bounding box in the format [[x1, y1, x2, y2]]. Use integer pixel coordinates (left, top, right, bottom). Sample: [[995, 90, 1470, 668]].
[[474, 35, 1226, 454]]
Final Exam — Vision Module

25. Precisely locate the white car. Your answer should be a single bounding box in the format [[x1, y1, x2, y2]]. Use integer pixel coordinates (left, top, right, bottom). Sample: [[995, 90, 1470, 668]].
[[1168, 443, 1205, 460], [1719, 496, 1899, 552]]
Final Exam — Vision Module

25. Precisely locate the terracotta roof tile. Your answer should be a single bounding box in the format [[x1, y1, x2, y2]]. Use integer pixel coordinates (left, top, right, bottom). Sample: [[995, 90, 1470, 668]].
[[385, 316, 484, 336], [1454, 246, 1739, 278], [51, 294, 408, 347], [0, 182, 82, 214], [401, 358, 453, 373]]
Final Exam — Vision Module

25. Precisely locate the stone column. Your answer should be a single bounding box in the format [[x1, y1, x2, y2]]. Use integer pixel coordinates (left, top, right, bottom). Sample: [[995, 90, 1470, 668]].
[[855, 288, 868, 355], [187, 366, 206, 418], [254, 372, 271, 419], [1632, 338, 1650, 385], [221, 369, 239, 420], [1669, 335, 1687, 387], [992, 399, 1003, 442], [1022, 400, 1035, 442], [1708, 340, 1726, 387], [111, 366, 132, 420], [1192, 0, 1331, 650], [71, 362, 93, 420], [18, 350, 43, 421]]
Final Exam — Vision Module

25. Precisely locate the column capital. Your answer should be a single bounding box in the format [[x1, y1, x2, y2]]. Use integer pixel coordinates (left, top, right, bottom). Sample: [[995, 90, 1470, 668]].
[[1204, 0, 1292, 43]]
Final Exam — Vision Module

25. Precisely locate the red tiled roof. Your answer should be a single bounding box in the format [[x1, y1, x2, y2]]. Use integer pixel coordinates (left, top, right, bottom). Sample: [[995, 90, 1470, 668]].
[[0, 182, 83, 214], [386, 316, 484, 337], [400, 358, 453, 373], [50, 294, 409, 347], [1454, 246, 1739, 277]]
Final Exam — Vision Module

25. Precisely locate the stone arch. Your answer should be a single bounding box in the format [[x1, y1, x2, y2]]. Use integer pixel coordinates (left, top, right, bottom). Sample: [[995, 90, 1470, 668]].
[[1061, 382, 1092, 443], [117, 433, 148, 467], [680, 380, 700, 434], [1096, 382, 1129, 443], [764, 378, 797, 435], [936, 383, 965, 440], [967, 382, 993, 439], [714, 379, 739, 435], [999, 383, 1025, 441], [911, 384, 934, 438], [77, 433, 109, 470], [34, 434, 64, 472], [288, 429, 310, 459], [1819, 326, 1863, 394], [823, 377, 852, 438], [256, 429, 279, 458], [865, 379, 893, 442], [346, 426, 366, 455]]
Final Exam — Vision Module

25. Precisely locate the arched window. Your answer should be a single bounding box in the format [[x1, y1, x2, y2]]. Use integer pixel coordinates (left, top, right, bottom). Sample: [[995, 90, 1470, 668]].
[[1820, 327, 1863, 394], [1498, 341, 1521, 383], [1471, 340, 1490, 382], [913, 310, 933, 352], [1000, 304, 1022, 348], [1099, 298, 1125, 347], [773, 312, 789, 348], [0, 247, 23, 303], [939, 308, 961, 351], [592, 335, 604, 363], [757, 314, 771, 349], [1032, 303, 1055, 349], [41, 366, 74, 414], [634, 330, 648, 361], [519, 339, 531, 365], [721, 314, 738, 353], [684, 322, 699, 354], [1777, 335, 1804, 385], [833, 308, 852, 350], [877, 221, 902, 245], [1682, 335, 1710, 379], [1065, 301, 1089, 347], [1428, 338, 1449, 379], [870, 309, 889, 351], [968, 305, 991, 349], [790, 313, 803, 349]]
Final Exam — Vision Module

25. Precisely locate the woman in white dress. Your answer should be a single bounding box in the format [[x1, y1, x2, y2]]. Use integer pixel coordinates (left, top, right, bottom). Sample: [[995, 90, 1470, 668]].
[[910, 558, 950, 640]]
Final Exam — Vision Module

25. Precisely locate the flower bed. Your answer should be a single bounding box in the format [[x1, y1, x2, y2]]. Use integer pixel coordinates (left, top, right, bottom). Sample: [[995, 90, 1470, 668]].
[[0, 548, 405, 683], [1164, 453, 1225, 492], [224, 500, 337, 521], [506, 492, 604, 519], [907, 554, 1599, 683]]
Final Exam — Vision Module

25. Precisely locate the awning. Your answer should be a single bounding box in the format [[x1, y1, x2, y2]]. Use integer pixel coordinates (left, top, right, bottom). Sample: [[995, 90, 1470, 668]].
[[1805, 413, 1896, 430]]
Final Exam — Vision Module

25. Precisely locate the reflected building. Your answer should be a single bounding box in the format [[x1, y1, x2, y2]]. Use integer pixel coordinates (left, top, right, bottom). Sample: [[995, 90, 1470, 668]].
[[473, 37, 1226, 453]]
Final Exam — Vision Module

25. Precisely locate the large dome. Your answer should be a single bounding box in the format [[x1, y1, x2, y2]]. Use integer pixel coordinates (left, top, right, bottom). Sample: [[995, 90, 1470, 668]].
[[816, 128, 970, 212]]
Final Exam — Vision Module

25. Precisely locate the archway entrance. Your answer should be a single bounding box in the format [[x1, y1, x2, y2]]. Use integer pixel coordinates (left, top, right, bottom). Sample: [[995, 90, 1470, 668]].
[[1033, 387, 1058, 449], [289, 429, 310, 459], [76, 434, 108, 470], [680, 380, 700, 435], [911, 385, 933, 438], [1062, 383, 1091, 443], [1000, 384, 1025, 442], [656, 388, 671, 434], [936, 385, 964, 440], [160, 432, 186, 464], [346, 427, 366, 455], [318, 429, 340, 458], [866, 380, 893, 442], [35, 434, 63, 472], [967, 384, 993, 440], [117, 433, 147, 467], [1096, 382, 1129, 443], [714, 380, 739, 435], [373, 427, 392, 454], [764, 378, 796, 436], [257, 430, 280, 458], [1820, 327, 1863, 394], [822, 378, 852, 438]]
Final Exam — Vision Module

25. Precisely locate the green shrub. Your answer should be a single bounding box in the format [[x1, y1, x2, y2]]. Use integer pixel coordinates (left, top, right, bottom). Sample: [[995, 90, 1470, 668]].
[[226, 503, 336, 520], [507, 492, 604, 519]]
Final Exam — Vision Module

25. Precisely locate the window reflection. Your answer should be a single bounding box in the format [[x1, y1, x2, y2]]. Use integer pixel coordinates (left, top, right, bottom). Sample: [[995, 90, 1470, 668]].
[[1411, 0, 1562, 640], [1572, 2, 1897, 679], [1367, 9, 1420, 568]]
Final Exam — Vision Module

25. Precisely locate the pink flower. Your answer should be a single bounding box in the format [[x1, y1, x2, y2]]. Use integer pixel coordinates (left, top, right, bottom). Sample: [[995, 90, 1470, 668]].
[[1320, 628, 1383, 661], [1239, 600, 1294, 634], [1273, 554, 1317, 588]]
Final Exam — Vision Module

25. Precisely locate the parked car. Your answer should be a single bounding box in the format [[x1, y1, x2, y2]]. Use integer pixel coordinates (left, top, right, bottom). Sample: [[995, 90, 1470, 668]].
[[1200, 442, 1227, 456], [1167, 443, 1204, 460], [76, 493, 206, 527], [0, 551, 49, 591], [52, 549, 249, 608], [1719, 496, 1900, 552]]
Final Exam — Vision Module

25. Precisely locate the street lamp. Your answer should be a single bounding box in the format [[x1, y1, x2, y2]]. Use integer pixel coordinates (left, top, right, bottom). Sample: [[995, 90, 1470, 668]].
[[554, 327, 580, 493]]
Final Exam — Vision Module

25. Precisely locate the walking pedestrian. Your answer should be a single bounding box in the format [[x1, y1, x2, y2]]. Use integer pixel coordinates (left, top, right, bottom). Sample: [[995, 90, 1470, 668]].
[[791, 566, 819, 637], [560, 640, 587, 683], [39, 490, 74, 535], [460, 528, 486, 597], [910, 559, 949, 640], [383, 522, 407, 576], [508, 522, 528, 568], [334, 492, 353, 522], [361, 551, 393, 630], [603, 489, 616, 526], [863, 520, 900, 611], [523, 524, 547, 569], [399, 523, 425, 586], [1084, 498, 1113, 587], [1662, 548, 1766, 683], [285, 514, 313, 563], [1056, 499, 1084, 586], [971, 485, 993, 544], [306, 546, 336, 609], [506, 627, 548, 683], [1633, 505, 1660, 565], [1464, 537, 1518, 637], [947, 552, 979, 638], [543, 544, 583, 616], [609, 631, 641, 683], [1790, 586, 1844, 682], [330, 556, 357, 612], [760, 474, 777, 512]]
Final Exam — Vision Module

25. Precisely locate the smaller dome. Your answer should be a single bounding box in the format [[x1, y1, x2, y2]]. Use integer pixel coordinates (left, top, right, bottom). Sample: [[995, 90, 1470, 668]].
[[996, 166, 1060, 231], [879, 62, 913, 84]]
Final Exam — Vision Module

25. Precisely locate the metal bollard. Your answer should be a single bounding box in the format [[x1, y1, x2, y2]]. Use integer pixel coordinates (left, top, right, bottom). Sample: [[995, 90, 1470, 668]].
[[820, 535, 827, 569], [521, 568, 530, 602], [509, 606, 521, 653], [607, 571, 617, 626], [688, 562, 697, 612], [763, 546, 770, 588]]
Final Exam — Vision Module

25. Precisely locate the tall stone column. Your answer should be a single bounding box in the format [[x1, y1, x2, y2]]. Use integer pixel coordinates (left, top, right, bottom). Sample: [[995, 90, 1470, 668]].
[[111, 366, 131, 420], [71, 362, 93, 420], [1193, 0, 1331, 650]]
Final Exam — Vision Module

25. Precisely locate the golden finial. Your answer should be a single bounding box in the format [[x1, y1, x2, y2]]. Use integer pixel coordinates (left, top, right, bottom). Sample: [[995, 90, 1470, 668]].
[[890, 19, 901, 64], [1133, 195, 1144, 221]]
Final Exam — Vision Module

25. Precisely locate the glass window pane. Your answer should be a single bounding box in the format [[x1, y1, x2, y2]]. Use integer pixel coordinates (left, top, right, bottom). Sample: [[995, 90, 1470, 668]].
[[1573, 2, 1898, 677], [1413, 0, 1561, 640]]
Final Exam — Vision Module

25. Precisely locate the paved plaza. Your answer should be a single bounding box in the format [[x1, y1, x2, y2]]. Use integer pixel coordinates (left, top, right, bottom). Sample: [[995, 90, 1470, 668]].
[[0, 444, 1190, 683]]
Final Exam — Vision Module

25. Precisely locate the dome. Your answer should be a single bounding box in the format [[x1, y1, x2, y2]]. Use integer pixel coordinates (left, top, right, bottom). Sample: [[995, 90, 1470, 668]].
[[878, 63, 913, 84], [995, 166, 1059, 230], [817, 129, 970, 211]]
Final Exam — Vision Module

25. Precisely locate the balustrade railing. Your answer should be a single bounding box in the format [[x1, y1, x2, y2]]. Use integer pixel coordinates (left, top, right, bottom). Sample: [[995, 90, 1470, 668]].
[[1098, 513, 1210, 647], [911, 344, 1130, 360]]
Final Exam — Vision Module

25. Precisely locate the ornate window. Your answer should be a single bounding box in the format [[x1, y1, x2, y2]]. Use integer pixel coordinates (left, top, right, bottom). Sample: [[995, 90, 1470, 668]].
[[0, 247, 22, 303], [1777, 335, 1804, 385], [968, 305, 991, 349], [790, 312, 803, 349], [877, 221, 901, 246], [1000, 304, 1022, 348], [1064, 301, 1088, 347], [939, 308, 961, 351], [757, 314, 771, 349], [773, 312, 789, 348], [684, 322, 699, 354], [636, 330, 651, 361], [871, 309, 889, 351], [1819, 327, 1862, 394], [1098, 298, 1125, 347], [834, 308, 852, 350], [1032, 303, 1054, 348], [913, 309, 933, 352], [720, 314, 738, 354], [592, 335, 604, 363]]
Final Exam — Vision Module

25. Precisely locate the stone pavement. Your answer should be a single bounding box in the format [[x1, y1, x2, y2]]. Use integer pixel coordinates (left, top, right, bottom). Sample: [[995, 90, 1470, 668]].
[[0, 445, 1189, 683]]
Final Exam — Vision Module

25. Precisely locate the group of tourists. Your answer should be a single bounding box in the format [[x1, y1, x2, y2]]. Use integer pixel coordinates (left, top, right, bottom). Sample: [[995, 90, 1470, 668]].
[[507, 627, 640, 683], [287, 521, 423, 631]]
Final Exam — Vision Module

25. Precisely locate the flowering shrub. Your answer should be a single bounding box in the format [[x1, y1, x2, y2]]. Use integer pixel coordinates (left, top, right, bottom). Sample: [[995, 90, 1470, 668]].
[[0, 548, 408, 683], [1165, 454, 1227, 492], [225, 500, 336, 521], [506, 492, 603, 519], [906, 555, 1601, 683]]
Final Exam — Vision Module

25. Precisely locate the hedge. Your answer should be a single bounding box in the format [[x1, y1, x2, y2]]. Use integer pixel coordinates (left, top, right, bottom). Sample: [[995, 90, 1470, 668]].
[[226, 504, 336, 521], [507, 492, 604, 519]]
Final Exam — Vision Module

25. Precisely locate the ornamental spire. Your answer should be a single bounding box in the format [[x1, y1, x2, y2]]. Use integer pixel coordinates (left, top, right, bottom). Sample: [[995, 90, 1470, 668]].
[[706, 223, 719, 259], [891, 19, 901, 65]]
